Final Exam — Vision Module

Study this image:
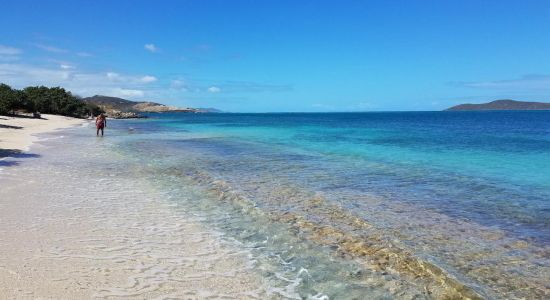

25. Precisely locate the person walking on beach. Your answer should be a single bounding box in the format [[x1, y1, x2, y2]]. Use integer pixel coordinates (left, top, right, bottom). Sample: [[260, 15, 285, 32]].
[[96, 113, 107, 136]]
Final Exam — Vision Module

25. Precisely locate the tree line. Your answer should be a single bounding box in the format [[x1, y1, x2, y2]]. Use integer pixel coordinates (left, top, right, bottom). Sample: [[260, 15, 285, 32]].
[[0, 83, 104, 118]]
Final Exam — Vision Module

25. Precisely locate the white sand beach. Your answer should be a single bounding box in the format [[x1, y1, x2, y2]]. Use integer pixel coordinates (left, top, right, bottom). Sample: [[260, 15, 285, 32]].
[[0, 116, 268, 298], [0, 114, 86, 152]]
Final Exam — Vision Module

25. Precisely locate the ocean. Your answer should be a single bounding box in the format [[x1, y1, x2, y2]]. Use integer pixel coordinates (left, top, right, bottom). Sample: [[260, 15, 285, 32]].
[[84, 112, 550, 298]]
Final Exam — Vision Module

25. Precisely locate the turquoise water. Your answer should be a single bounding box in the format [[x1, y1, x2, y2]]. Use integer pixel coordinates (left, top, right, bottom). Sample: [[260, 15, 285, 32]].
[[107, 111, 549, 299]]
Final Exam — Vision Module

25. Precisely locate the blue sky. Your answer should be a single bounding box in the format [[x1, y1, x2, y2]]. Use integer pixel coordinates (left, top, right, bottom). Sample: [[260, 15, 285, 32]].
[[1, 0, 549, 112]]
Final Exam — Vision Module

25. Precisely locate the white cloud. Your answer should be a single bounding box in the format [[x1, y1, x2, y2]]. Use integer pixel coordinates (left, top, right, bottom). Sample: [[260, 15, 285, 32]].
[[207, 86, 221, 93], [0, 63, 153, 100], [76, 51, 93, 57], [60, 64, 75, 70], [144, 43, 158, 53], [0, 45, 21, 61], [34, 43, 68, 53], [106, 72, 158, 84], [0, 45, 21, 55], [111, 88, 144, 98], [457, 74, 550, 91], [207, 81, 292, 93], [106, 72, 120, 80], [170, 79, 188, 91], [0, 63, 73, 84], [140, 75, 157, 83]]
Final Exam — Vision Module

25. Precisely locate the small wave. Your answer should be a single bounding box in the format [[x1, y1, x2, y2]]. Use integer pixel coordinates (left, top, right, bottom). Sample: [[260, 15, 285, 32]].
[[165, 167, 485, 299]]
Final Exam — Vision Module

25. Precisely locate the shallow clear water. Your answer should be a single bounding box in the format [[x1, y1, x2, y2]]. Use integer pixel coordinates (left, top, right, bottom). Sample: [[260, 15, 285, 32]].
[[69, 112, 550, 298]]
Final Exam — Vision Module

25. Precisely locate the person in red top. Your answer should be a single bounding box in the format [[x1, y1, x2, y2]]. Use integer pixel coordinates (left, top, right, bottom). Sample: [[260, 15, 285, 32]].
[[96, 113, 107, 136]]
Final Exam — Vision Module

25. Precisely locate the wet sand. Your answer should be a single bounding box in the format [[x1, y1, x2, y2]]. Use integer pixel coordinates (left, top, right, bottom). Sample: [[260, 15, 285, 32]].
[[0, 123, 268, 298]]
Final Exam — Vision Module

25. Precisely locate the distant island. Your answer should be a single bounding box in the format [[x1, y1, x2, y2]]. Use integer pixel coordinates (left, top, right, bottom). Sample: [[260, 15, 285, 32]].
[[82, 95, 219, 118], [446, 99, 550, 111]]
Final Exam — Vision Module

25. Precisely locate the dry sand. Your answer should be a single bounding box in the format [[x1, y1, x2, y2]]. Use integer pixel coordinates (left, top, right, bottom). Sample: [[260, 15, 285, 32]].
[[0, 114, 86, 152]]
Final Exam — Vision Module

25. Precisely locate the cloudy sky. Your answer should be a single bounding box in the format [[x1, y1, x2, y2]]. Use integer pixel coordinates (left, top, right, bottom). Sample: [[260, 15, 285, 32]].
[[1, 0, 550, 112]]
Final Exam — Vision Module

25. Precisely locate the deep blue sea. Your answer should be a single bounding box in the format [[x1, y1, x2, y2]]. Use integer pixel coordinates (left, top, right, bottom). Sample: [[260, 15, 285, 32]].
[[108, 111, 549, 299]]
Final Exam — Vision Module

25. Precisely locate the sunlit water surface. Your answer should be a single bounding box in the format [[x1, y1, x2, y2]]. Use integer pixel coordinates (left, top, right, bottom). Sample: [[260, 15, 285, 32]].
[[32, 112, 550, 299]]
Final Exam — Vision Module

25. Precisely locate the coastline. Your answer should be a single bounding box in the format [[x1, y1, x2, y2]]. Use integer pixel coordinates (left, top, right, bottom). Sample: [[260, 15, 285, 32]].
[[0, 122, 269, 298], [0, 114, 87, 154], [1, 112, 548, 299]]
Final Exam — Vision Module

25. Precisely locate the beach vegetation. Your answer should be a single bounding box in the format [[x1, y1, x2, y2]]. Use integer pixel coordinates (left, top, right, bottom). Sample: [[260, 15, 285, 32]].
[[0, 83, 104, 118], [0, 84, 20, 115]]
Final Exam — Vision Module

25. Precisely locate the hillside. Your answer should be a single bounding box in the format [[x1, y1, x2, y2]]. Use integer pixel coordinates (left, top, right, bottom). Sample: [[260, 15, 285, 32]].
[[82, 95, 202, 117], [446, 99, 550, 111]]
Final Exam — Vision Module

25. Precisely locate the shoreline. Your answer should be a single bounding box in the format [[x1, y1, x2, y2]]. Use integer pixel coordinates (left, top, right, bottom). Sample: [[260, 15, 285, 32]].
[[0, 114, 87, 155], [0, 124, 268, 298], [1, 113, 548, 298]]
